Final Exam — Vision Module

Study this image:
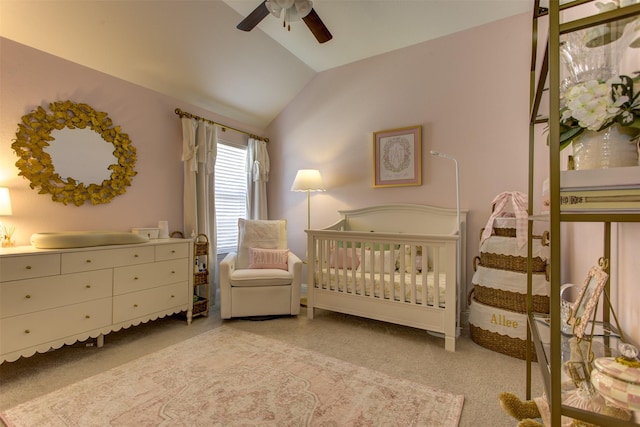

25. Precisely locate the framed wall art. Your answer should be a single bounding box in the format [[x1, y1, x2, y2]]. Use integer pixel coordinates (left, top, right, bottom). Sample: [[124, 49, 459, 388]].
[[372, 125, 422, 188], [568, 259, 609, 339]]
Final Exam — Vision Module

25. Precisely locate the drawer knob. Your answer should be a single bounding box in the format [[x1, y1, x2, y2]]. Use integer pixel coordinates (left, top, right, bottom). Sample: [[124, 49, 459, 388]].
[[86, 259, 92, 263], [171, 250, 176, 254], [171, 270, 176, 274], [85, 315, 91, 319], [25, 294, 31, 299], [134, 277, 139, 280], [25, 329, 31, 334], [134, 304, 138, 308], [134, 254, 139, 258], [171, 294, 175, 298], [25, 265, 32, 270], [86, 284, 91, 289]]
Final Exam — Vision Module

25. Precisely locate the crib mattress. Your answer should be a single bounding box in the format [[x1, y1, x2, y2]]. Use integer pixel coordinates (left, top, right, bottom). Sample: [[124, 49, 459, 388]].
[[314, 268, 447, 307]]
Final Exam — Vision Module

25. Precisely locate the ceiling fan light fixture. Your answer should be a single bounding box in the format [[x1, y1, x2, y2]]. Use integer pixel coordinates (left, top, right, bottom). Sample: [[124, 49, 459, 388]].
[[294, 0, 313, 18], [266, 1, 283, 18]]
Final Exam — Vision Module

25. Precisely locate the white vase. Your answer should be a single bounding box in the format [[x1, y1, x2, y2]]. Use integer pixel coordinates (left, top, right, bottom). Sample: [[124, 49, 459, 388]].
[[572, 125, 639, 170]]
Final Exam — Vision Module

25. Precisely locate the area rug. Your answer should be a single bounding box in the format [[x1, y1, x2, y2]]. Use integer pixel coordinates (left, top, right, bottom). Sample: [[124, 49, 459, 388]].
[[0, 326, 464, 426]]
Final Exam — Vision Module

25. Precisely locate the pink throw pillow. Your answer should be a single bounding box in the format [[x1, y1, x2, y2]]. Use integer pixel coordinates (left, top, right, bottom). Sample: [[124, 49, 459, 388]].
[[248, 247, 289, 270], [330, 248, 360, 270]]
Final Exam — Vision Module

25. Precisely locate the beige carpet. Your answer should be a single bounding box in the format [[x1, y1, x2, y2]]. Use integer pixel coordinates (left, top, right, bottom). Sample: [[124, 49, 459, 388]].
[[0, 326, 464, 426]]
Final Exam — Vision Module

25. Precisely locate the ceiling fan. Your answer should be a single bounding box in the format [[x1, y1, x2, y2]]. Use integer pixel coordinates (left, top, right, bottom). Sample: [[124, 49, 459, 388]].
[[237, 0, 333, 44]]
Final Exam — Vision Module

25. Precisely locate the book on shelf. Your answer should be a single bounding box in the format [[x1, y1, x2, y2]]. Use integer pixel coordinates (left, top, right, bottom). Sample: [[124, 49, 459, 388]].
[[560, 187, 640, 211], [560, 166, 640, 190]]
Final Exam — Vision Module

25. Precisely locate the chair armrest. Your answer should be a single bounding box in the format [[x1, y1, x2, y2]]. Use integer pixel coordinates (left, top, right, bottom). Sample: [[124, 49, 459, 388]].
[[288, 252, 303, 315], [220, 252, 237, 271], [288, 252, 303, 287], [219, 252, 237, 319]]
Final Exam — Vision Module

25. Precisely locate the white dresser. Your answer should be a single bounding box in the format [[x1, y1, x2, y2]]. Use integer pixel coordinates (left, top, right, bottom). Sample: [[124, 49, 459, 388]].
[[0, 238, 193, 363]]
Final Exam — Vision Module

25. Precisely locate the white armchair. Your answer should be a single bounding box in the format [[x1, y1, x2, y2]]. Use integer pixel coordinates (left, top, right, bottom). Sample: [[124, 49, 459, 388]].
[[219, 219, 302, 319]]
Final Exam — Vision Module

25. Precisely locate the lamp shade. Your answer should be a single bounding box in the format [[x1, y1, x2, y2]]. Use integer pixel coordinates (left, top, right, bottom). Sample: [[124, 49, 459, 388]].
[[291, 169, 325, 192], [0, 187, 12, 216]]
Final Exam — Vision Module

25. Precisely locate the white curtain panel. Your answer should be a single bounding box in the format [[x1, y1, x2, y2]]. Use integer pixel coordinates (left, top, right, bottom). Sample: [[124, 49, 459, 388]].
[[181, 118, 218, 302], [181, 117, 198, 236], [246, 138, 270, 220]]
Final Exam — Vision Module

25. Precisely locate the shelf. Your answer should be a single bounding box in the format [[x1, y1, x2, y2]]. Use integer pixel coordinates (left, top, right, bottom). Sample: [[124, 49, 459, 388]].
[[529, 313, 639, 426], [193, 234, 210, 318], [526, 1, 640, 425], [529, 212, 640, 222]]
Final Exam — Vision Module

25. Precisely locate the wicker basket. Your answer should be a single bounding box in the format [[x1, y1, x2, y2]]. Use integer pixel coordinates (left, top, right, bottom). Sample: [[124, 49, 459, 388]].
[[194, 271, 208, 285], [470, 324, 537, 362], [493, 227, 516, 237], [193, 297, 208, 315], [473, 284, 549, 314], [195, 234, 209, 256], [479, 252, 547, 273], [468, 294, 537, 361]]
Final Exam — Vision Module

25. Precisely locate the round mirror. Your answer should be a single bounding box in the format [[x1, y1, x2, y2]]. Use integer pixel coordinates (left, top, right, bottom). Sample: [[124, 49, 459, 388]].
[[47, 128, 116, 184], [11, 101, 137, 206]]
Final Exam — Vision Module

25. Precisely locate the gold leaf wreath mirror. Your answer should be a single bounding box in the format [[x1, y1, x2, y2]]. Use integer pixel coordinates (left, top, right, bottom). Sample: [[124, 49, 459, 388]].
[[11, 101, 137, 206]]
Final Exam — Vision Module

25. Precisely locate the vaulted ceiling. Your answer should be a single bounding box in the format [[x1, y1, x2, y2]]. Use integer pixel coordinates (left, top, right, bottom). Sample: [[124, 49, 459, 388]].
[[0, 0, 531, 128]]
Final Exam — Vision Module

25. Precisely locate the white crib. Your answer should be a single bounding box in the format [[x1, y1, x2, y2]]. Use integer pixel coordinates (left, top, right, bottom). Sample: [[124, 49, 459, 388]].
[[305, 204, 467, 351]]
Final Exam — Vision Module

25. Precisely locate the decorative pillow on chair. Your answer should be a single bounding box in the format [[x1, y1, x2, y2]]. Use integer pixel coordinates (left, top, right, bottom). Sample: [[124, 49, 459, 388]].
[[248, 247, 289, 270], [237, 219, 288, 269]]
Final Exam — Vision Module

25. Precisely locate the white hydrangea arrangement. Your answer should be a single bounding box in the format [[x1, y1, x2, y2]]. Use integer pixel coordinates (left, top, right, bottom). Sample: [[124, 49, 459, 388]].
[[559, 75, 640, 149]]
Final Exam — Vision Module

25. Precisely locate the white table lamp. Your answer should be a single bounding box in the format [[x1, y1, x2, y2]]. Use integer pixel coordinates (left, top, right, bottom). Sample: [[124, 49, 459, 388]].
[[0, 187, 15, 247], [291, 169, 325, 230]]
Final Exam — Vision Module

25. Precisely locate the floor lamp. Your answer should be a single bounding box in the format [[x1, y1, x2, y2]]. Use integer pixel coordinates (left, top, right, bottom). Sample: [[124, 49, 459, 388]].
[[290, 169, 326, 230]]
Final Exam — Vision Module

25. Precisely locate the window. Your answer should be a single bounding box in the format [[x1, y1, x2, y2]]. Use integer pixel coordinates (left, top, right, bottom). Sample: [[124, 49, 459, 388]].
[[215, 142, 247, 254]]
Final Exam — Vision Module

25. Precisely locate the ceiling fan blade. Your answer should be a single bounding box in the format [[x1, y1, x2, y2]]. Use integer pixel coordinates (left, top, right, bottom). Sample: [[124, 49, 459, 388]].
[[237, 1, 270, 32], [302, 8, 332, 43]]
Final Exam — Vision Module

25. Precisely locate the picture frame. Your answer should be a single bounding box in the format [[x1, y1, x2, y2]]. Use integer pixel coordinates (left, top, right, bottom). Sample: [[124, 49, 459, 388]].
[[372, 125, 421, 188], [568, 261, 609, 339]]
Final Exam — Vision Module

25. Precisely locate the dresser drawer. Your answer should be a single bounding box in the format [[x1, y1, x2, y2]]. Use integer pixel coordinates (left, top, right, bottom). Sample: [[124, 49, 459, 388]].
[[155, 242, 189, 261], [0, 254, 61, 282], [113, 259, 189, 295], [61, 246, 154, 273], [0, 298, 111, 355], [113, 282, 188, 324], [1, 269, 112, 318]]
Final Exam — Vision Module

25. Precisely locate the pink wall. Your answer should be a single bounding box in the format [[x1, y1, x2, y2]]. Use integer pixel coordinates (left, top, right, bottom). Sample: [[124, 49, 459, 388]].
[[2, 13, 638, 343], [267, 13, 536, 289], [266, 12, 639, 343], [0, 37, 263, 245]]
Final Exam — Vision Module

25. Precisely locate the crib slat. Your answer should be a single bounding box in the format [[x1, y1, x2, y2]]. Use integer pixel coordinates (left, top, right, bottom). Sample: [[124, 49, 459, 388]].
[[432, 246, 441, 308], [409, 245, 418, 304]]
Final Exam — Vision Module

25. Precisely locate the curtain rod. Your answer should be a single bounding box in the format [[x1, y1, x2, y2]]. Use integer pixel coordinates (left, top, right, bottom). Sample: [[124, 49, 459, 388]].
[[174, 108, 269, 142]]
